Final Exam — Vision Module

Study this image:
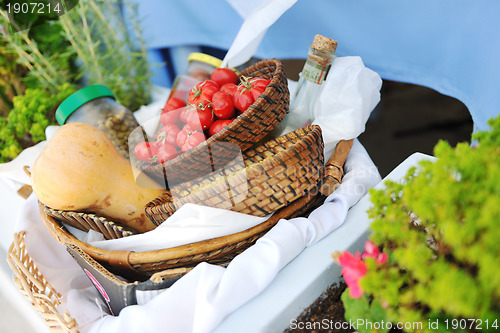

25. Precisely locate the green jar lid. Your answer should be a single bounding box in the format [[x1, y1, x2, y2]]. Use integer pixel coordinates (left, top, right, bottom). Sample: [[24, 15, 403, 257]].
[[56, 85, 115, 125]]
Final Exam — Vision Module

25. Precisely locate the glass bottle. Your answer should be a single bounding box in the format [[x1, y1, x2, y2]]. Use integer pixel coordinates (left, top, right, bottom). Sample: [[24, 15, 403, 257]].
[[278, 34, 337, 135]]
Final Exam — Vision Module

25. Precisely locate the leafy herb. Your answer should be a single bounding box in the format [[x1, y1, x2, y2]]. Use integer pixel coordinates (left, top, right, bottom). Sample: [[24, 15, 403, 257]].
[[340, 116, 500, 332], [0, 83, 75, 162], [0, 0, 152, 162], [59, 0, 151, 111]]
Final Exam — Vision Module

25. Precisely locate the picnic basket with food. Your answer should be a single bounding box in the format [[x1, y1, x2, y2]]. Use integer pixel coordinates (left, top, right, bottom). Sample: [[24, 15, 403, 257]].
[[26, 56, 352, 277], [9, 45, 357, 327], [35, 121, 352, 278]]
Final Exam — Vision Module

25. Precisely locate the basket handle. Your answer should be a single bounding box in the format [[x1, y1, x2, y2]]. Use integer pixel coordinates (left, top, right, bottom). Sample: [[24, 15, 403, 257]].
[[108, 250, 136, 272], [319, 139, 354, 197]]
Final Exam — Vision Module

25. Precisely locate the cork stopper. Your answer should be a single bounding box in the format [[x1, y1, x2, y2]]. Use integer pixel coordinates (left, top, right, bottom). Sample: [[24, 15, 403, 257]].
[[311, 34, 337, 52]]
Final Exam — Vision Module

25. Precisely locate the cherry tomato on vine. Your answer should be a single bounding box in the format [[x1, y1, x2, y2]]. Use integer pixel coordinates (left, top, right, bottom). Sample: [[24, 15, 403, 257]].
[[134, 142, 158, 162], [233, 76, 272, 113], [249, 78, 271, 100], [182, 131, 206, 153], [177, 124, 200, 147], [156, 124, 180, 146], [187, 100, 214, 130], [156, 143, 179, 163], [210, 68, 238, 87], [234, 85, 254, 114], [208, 119, 234, 137], [187, 80, 219, 104], [220, 83, 238, 98], [212, 91, 235, 119], [163, 97, 186, 112]]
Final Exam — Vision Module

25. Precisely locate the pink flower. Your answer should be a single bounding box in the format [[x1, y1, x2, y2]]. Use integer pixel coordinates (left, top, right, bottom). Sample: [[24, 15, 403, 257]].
[[335, 241, 388, 298], [362, 240, 388, 264], [338, 251, 367, 298]]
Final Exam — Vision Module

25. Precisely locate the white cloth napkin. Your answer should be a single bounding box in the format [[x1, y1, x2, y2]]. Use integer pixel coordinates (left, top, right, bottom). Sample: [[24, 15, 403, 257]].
[[313, 56, 383, 152], [12, 139, 380, 333], [221, 0, 297, 68], [89, 204, 268, 252], [0, 141, 45, 186]]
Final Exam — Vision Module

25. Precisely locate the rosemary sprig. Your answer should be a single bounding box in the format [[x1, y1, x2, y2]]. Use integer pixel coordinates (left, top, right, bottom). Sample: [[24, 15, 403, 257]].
[[0, 10, 68, 89], [59, 0, 151, 111]]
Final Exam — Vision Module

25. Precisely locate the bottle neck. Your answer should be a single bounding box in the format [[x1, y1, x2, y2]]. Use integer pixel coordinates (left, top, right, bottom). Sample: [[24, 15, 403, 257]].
[[301, 47, 336, 84]]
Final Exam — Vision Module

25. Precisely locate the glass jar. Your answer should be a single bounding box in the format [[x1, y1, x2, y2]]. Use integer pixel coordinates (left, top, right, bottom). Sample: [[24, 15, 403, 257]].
[[167, 52, 222, 102], [55, 85, 141, 160]]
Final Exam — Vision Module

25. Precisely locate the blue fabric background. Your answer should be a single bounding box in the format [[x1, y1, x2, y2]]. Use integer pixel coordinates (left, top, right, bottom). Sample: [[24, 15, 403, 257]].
[[136, 0, 500, 131]]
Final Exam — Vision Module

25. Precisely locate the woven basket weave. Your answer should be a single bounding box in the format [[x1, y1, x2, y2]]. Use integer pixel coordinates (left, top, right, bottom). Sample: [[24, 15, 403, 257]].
[[7, 232, 79, 333], [145, 125, 326, 223], [44, 209, 137, 239], [9, 139, 352, 332], [38, 139, 353, 279], [139, 58, 289, 185]]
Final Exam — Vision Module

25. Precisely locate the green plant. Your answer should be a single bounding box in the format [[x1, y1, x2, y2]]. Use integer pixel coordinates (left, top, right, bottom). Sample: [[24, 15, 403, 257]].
[[0, 1, 77, 161], [59, 0, 151, 111], [0, 83, 75, 162], [0, 3, 76, 118], [0, 10, 73, 91], [336, 116, 500, 333], [0, 0, 152, 162]]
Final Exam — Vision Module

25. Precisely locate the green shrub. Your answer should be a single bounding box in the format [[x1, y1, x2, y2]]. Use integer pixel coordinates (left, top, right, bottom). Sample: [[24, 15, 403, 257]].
[[0, 83, 75, 162], [339, 116, 500, 333]]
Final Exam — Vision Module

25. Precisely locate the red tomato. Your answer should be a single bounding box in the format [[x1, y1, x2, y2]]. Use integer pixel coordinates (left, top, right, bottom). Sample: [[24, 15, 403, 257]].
[[187, 80, 219, 104], [163, 97, 186, 112], [134, 142, 158, 162], [234, 85, 254, 114], [182, 123, 200, 133], [220, 83, 238, 97], [212, 91, 235, 119], [250, 87, 266, 101], [161, 97, 187, 125], [250, 77, 271, 90], [182, 131, 206, 153], [233, 77, 271, 113], [156, 124, 180, 146], [156, 143, 179, 163], [176, 124, 200, 147], [187, 102, 214, 130], [176, 129, 189, 148], [210, 68, 238, 87], [249, 78, 270, 100], [208, 119, 234, 136], [179, 106, 191, 123], [160, 108, 181, 125]]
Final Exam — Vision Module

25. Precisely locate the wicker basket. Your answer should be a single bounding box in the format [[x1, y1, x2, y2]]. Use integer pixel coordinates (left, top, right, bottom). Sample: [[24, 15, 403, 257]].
[[8, 139, 352, 331], [44, 209, 138, 239], [38, 139, 353, 279], [7, 232, 79, 333], [145, 125, 326, 223], [138, 58, 290, 186]]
